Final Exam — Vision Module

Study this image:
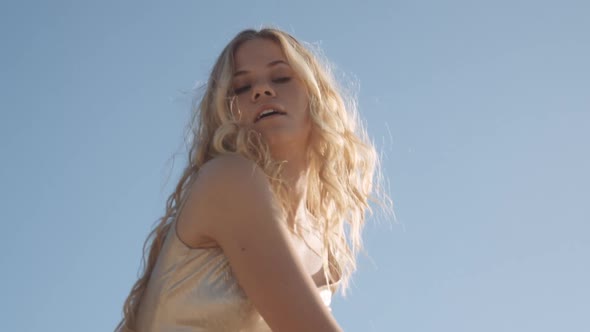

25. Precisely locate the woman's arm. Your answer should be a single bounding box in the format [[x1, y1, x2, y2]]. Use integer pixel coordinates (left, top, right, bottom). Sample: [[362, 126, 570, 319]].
[[183, 153, 343, 332]]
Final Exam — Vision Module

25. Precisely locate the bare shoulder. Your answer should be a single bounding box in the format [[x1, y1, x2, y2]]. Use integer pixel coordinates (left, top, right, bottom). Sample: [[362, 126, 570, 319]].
[[180, 153, 342, 332], [187, 152, 279, 240], [196, 152, 266, 194], [175, 153, 265, 247]]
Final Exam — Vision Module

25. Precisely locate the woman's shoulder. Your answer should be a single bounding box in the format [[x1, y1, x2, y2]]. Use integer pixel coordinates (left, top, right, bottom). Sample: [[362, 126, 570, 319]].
[[176, 153, 271, 248], [196, 153, 266, 186], [192, 153, 274, 217]]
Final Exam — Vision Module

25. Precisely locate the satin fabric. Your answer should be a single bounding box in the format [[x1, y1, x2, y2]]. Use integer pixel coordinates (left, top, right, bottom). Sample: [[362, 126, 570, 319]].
[[135, 218, 336, 332]]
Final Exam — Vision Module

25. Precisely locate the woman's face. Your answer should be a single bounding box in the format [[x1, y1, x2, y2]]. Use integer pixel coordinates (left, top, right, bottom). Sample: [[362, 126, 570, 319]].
[[231, 38, 311, 151]]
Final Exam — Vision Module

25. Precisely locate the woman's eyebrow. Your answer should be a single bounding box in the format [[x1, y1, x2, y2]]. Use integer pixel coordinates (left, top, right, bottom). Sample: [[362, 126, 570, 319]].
[[233, 60, 289, 78]]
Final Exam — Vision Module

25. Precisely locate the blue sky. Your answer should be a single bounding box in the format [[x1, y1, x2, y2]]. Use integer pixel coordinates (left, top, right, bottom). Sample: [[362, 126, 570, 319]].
[[1, 1, 589, 331]]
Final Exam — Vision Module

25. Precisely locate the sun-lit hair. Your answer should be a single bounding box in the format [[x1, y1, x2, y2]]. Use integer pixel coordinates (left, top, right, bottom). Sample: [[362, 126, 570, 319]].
[[115, 27, 390, 332]]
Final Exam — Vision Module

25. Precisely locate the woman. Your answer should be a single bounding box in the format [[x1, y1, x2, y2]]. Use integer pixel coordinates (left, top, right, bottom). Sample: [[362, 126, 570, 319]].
[[116, 27, 385, 332]]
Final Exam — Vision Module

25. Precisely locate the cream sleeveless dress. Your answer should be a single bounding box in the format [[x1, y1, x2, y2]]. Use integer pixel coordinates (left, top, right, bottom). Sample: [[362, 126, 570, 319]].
[[135, 207, 338, 331]]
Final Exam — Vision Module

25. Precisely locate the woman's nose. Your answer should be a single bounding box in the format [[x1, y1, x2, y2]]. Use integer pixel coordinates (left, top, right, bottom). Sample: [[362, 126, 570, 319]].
[[251, 82, 276, 102]]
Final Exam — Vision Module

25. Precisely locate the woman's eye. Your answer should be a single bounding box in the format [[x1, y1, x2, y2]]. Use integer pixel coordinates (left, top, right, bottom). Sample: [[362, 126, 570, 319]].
[[273, 77, 291, 83], [233, 77, 290, 95], [233, 85, 251, 94]]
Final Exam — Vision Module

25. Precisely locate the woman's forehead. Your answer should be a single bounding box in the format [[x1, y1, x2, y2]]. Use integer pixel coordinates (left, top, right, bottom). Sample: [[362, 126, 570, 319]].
[[233, 39, 288, 70]]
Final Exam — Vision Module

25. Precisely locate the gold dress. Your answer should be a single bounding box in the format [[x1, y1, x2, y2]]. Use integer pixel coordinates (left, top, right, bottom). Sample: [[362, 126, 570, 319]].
[[135, 218, 336, 332]]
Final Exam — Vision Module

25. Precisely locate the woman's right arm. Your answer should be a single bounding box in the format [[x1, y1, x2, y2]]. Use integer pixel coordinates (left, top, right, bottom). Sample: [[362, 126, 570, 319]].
[[182, 154, 343, 332]]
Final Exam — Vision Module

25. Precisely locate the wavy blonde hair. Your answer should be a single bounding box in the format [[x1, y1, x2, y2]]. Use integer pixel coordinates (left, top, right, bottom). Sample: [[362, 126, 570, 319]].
[[116, 27, 389, 332]]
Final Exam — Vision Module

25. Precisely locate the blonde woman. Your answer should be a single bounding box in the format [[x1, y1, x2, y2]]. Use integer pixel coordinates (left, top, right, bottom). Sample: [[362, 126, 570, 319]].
[[116, 28, 385, 332]]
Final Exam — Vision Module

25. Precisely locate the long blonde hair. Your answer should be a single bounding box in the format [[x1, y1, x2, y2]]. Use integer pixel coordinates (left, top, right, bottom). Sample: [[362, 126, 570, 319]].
[[116, 27, 389, 332]]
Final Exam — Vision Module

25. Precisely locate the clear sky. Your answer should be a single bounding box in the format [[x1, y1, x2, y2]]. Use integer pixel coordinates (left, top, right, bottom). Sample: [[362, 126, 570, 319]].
[[1, 1, 589, 331]]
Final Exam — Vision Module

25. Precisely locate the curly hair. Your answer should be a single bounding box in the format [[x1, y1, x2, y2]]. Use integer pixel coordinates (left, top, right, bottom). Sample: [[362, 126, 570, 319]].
[[115, 27, 389, 332]]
